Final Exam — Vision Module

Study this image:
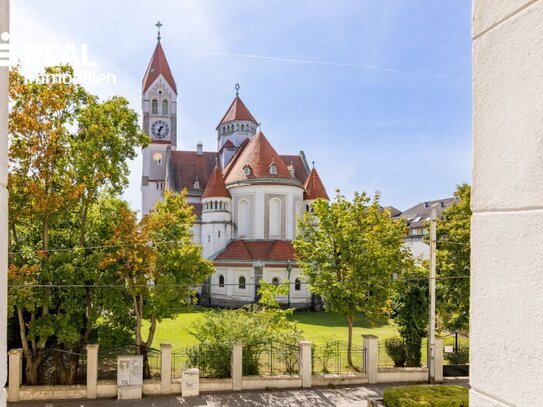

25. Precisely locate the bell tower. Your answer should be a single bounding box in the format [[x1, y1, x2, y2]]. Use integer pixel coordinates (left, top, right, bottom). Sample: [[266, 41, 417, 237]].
[[141, 22, 178, 215]]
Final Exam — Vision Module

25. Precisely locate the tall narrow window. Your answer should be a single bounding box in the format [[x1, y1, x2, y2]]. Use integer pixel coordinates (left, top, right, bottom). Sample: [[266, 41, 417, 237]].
[[238, 200, 249, 237], [151, 99, 158, 114], [162, 100, 169, 115], [219, 275, 225, 288], [269, 198, 281, 238], [294, 278, 301, 291], [238, 276, 246, 289]]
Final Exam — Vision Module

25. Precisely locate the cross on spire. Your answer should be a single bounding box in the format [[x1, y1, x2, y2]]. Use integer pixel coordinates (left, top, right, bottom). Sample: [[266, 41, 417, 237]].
[[156, 21, 163, 42]]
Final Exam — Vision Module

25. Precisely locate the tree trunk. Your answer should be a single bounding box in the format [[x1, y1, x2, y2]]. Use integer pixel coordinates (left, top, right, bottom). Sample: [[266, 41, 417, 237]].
[[346, 314, 360, 372]]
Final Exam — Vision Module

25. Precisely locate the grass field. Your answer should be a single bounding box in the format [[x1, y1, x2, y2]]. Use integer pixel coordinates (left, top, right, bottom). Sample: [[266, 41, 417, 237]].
[[147, 308, 399, 350]]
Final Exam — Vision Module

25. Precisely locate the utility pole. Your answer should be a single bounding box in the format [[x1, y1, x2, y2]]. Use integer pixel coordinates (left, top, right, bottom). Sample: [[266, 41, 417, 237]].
[[428, 208, 437, 384], [0, 1, 9, 406]]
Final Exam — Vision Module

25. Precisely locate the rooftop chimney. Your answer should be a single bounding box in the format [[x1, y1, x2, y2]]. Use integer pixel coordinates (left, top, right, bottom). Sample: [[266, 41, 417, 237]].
[[196, 142, 203, 155]]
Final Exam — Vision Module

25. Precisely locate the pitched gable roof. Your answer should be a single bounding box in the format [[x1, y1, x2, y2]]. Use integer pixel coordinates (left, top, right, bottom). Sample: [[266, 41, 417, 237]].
[[214, 240, 296, 262], [224, 132, 297, 184], [202, 164, 230, 198], [304, 168, 329, 200], [216, 96, 258, 129], [142, 42, 177, 94]]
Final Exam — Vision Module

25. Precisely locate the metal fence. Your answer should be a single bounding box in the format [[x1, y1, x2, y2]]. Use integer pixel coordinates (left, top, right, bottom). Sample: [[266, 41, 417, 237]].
[[171, 345, 232, 379], [443, 331, 469, 366], [243, 341, 300, 376], [378, 339, 428, 368], [313, 341, 365, 374]]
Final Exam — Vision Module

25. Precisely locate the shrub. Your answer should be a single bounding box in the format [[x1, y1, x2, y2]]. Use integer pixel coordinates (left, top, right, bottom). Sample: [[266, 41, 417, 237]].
[[383, 385, 468, 407], [384, 337, 406, 367], [444, 345, 469, 365], [316, 339, 337, 373]]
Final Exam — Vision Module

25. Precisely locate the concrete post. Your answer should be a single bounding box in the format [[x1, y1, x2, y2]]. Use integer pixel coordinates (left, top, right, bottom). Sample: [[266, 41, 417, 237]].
[[434, 336, 443, 383], [7, 349, 21, 402], [363, 335, 378, 384], [299, 341, 312, 388], [86, 344, 99, 399], [0, 3, 10, 407], [231, 343, 242, 391], [160, 344, 172, 394]]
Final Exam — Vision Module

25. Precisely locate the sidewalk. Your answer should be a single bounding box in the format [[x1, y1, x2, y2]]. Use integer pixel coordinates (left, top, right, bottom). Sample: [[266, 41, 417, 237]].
[[9, 380, 469, 407]]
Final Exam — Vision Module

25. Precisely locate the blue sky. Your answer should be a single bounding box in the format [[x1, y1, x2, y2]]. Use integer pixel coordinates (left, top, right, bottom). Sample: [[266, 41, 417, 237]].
[[12, 0, 472, 212]]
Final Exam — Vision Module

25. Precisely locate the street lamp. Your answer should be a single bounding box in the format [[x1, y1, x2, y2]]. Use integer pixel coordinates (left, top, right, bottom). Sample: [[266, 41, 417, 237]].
[[286, 260, 292, 308]]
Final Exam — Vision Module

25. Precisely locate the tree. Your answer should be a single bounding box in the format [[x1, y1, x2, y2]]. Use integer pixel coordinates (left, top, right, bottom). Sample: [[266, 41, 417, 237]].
[[391, 262, 429, 367], [436, 184, 471, 332], [293, 191, 408, 370], [101, 191, 214, 378], [8, 65, 148, 384]]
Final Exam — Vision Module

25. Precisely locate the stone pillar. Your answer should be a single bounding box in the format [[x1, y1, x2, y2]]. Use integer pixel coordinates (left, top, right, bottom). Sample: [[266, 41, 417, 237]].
[[86, 344, 99, 399], [434, 337, 443, 383], [363, 335, 378, 384], [231, 343, 242, 391], [7, 349, 22, 402], [160, 344, 172, 394], [0, 3, 10, 407], [298, 341, 312, 388], [473, 1, 543, 406]]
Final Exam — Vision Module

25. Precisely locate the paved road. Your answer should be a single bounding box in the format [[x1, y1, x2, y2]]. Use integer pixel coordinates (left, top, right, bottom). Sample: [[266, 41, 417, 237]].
[[9, 380, 469, 407]]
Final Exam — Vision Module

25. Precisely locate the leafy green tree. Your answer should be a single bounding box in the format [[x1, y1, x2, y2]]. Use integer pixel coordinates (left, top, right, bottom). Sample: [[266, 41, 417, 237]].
[[294, 191, 408, 370], [102, 191, 214, 378], [8, 65, 147, 384], [391, 263, 429, 367], [436, 184, 471, 331]]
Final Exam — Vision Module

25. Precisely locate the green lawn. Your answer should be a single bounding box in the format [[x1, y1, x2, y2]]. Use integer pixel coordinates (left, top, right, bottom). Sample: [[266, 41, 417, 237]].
[[147, 308, 398, 350]]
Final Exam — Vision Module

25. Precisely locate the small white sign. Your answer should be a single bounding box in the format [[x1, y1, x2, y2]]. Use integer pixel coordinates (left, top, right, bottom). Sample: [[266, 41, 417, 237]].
[[182, 368, 200, 397], [444, 345, 454, 353]]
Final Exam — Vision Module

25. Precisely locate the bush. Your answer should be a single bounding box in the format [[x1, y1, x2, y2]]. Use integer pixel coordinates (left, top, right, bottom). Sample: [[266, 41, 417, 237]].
[[383, 385, 468, 407], [384, 337, 406, 367], [444, 345, 469, 365], [315, 339, 337, 373]]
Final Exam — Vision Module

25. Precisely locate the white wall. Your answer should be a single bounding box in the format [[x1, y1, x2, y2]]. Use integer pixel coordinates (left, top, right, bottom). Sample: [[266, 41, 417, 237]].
[[472, 1, 543, 406]]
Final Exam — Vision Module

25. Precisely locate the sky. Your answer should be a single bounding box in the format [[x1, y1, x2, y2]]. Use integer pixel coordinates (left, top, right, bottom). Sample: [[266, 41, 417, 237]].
[[10, 0, 472, 213]]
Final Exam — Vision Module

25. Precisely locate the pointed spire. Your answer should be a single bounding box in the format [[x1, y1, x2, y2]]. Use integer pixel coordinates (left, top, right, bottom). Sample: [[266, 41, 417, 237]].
[[202, 164, 230, 198], [142, 40, 177, 94], [216, 90, 258, 129], [304, 167, 329, 200]]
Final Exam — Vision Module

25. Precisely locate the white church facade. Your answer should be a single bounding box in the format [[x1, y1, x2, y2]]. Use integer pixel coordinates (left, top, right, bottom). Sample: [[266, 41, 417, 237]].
[[141, 37, 329, 308]]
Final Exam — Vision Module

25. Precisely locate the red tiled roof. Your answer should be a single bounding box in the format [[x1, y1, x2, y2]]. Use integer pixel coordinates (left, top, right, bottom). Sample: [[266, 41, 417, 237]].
[[304, 168, 329, 200], [170, 150, 218, 194], [224, 132, 297, 184], [214, 240, 296, 262], [202, 165, 230, 198], [216, 96, 258, 129], [142, 42, 177, 94], [279, 154, 309, 184]]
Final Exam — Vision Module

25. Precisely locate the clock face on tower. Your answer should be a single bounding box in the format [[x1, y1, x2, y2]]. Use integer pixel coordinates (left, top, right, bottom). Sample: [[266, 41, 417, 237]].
[[151, 120, 170, 139]]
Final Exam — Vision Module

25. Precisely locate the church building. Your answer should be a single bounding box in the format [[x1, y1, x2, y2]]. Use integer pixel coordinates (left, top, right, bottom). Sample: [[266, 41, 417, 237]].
[[140, 34, 329, 308]]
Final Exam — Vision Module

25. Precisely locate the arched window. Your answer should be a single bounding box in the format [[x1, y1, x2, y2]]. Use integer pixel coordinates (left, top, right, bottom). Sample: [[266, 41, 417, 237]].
[[238, 199, 249, 237], [153, 152, 163, 165], [151, 99, 158, 114], [294, 278, 301, 291], [236, 124, 240, 130], [162, 100, 169, 115], [272, 277, 280, 286], [269, 163, 277, 175], [269, 198, 282, 238], [218, 230, 221, 238], [219, 275, 225, 288], [238, 276, 246, 289], [222, 126, 226, 133], [243, 165, 251, 176], [241, 124, 244, 131]]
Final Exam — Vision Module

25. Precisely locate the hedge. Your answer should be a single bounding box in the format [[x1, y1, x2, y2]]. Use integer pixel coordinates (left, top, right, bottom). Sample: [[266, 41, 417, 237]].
[[383, 385, 468, 407]]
